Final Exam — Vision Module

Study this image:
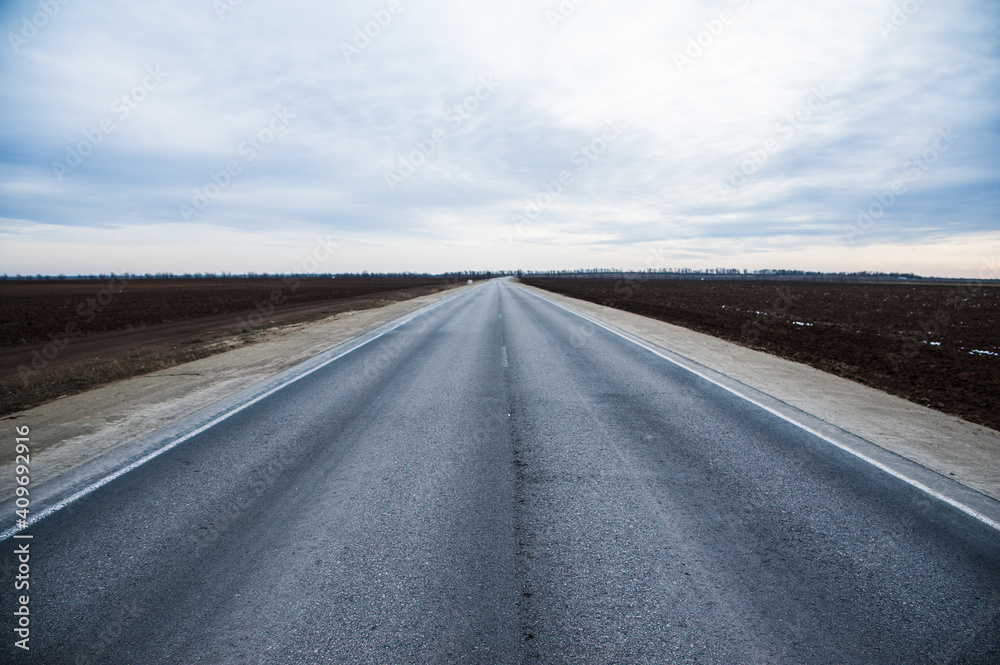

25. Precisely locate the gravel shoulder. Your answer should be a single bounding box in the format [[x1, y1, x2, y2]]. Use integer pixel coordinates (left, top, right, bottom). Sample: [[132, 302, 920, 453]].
[[518, 283, 1000, 503], [0, 285, 473, 501]]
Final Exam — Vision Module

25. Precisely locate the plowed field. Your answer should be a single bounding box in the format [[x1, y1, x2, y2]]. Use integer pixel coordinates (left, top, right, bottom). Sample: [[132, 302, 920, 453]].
[[521, 278, 999, 431]]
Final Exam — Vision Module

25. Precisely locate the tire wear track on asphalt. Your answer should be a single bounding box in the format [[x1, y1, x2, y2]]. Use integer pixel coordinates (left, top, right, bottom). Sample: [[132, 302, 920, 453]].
[[1, 279, 999, 664]]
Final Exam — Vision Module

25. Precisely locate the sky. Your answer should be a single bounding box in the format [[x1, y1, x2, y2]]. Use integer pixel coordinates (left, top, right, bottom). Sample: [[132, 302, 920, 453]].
[[0, 0, 998, 277]]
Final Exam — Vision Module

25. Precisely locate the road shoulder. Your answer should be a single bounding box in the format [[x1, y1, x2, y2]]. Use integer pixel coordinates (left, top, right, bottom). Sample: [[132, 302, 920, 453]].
[[517, 283, 1000, 503]]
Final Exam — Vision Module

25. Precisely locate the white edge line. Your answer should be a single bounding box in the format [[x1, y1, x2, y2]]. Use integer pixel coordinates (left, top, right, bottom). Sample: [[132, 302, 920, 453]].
[[516, 284, 1000, 533], [0, 287, 474, 542]]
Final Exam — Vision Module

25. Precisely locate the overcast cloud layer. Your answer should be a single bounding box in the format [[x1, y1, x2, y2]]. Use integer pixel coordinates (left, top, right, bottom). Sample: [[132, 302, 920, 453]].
[[1, 0, 998, 276]]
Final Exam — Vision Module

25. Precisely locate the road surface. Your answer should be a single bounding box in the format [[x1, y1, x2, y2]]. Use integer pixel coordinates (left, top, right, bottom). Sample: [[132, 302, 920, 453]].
[[3, 279, 999, 663]]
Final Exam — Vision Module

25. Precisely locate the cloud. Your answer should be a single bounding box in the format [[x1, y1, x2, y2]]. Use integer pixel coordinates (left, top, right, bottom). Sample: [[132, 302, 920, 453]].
[[0, 0, 998, 276]]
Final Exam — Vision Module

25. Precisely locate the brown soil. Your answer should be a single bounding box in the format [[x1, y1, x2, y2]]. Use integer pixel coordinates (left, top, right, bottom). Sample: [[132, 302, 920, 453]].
[[0, 277, 462, 415], [521, 277, 1000, 431]]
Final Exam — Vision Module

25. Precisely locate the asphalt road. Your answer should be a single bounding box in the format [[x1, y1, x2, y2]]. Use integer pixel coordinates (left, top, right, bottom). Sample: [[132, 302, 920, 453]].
[[3, 279, 999, 664]]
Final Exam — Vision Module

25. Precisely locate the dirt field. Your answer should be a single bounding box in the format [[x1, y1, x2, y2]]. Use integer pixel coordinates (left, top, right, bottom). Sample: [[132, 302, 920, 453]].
[[0, 277, 461, 415], [521, 277, 1000, 431]]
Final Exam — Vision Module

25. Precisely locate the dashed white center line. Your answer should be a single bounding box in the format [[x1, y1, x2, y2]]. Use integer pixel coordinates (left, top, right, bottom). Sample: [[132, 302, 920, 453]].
[[501, 346, 509, 368]]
